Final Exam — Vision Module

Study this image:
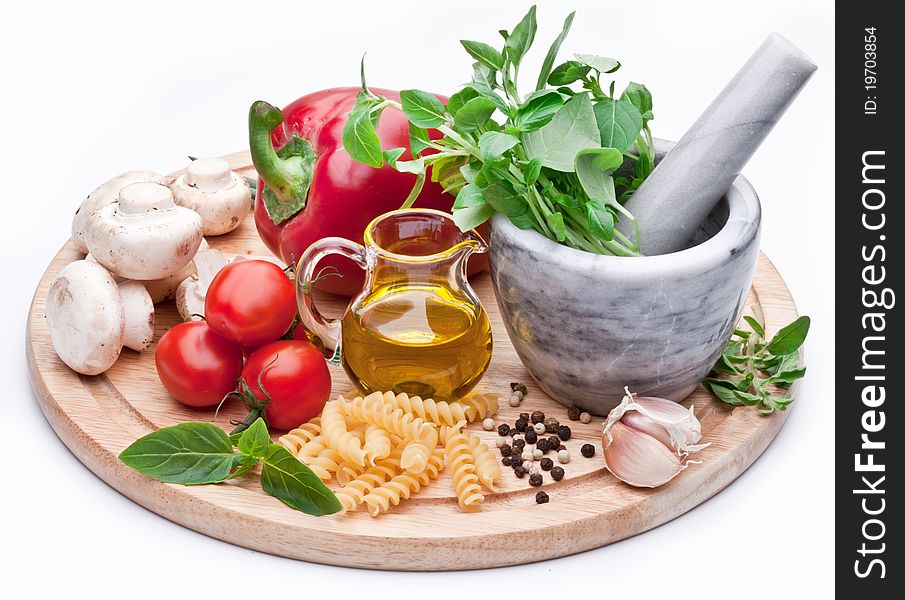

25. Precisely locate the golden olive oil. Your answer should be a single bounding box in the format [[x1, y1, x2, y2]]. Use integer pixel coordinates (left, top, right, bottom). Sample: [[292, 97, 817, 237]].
[[341, 284, 492, 401]]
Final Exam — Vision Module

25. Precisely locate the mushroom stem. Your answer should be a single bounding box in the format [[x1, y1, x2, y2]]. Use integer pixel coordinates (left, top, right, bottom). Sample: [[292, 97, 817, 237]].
[[118, 281, 155, 352], [248, 100, 310, 206]]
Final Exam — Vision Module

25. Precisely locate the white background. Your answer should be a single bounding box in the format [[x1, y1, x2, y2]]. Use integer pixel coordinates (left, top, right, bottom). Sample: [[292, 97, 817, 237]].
[[1, 1, 834, 597]]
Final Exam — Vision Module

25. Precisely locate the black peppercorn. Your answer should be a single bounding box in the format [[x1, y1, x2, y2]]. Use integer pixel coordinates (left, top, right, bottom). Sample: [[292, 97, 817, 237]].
[[540, 457, 554, 471], [519, 412, 530, 421], [581, 443, 596, 458], [500, 444, 512, 457], [497, 423, 511, 437], [502, 456, 512, 467], [547, 435, 561, 450], [510, 455, 523, 467], [530, 410, 545, 424], [525, 429, 538, 444], [535, 491, 550, 504], [551, 466, 565, 481], [529, 473, 543, 486], [513, 438, 526, 450], [557, 425, 572, 441], [515, 418, 528, 432], [567, 406, 581, 421], [536, 438, 549, 452], [514, 465, 528, 478]]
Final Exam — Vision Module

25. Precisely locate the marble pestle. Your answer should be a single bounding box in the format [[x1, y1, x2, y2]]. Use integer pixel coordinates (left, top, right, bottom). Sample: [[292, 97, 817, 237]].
[[620, 33, 817, 255]]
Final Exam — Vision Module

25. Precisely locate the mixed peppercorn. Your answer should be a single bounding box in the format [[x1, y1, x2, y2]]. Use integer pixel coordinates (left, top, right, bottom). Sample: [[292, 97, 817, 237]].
[[483, 385, 599, 505]]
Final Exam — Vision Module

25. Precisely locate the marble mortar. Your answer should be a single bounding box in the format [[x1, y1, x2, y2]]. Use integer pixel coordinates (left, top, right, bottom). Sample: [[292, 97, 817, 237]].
[[488, 142, 761, 414]]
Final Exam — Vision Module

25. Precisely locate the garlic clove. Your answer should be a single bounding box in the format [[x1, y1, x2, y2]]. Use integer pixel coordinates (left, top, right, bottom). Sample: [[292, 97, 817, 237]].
[[605, 388, 706, 454], [602, 421, 685, 488]]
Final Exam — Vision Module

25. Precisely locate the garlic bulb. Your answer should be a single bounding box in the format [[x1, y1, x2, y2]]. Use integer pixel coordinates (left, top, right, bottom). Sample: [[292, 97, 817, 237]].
[[602, 387, 710, 488]]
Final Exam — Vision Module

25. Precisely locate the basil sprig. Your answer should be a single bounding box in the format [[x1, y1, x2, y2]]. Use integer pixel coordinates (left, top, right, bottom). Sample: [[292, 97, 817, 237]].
[[704, 315, 811, 415], [119, 418, 342, 516], [342, 5, 656, 257]]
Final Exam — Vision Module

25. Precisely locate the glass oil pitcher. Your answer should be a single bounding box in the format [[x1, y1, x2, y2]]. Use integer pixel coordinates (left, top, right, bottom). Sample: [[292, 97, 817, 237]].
[[296, 209, 492, 402]]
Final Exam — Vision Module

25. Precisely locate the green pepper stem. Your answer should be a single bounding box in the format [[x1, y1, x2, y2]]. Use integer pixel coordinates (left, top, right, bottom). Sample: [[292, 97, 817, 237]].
[[248, 100, 302, 205]]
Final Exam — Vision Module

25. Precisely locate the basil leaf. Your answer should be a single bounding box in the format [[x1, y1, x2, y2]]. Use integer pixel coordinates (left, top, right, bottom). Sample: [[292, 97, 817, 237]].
[[575, 147, 623, 207], [523, 157, 544, 186], [342, 105, 383, 168], [705, 381, 746, 406], [593, 98, 643, 154], [453, 183, 485, 209], [732, 390, 762, 406], [478, 131, 519, 161], [545, 211, 566, 242], [447, 87, 479, 117], [394, 158, 425, 175], [484, 180, 528, 220], [620, 82, 654, 121], [228, 453, 260, 480], [454, 97, 497, 132], [765, 316, 811, 355], [768, 367, 807, 385], [504, 5, 537, 67], [469, 83, 511, 115], [743, 316, 766, 337], [472, 62, 497, 90], [408, 124, 432, 157], [383, 147, 406, 168], [237, 418, 271, 460], [585, 201, 614, 240], [460, 40, 504, 71], [453, 204, 495, 232], [547, 60, 591, 86], [260, 445, 342, 516], [574, 54, 621, 73], [400, 89, 447, 128], [228, 431, 243, 447], [460, 162, 479, 184], [119, 422, 241, 485], [523, 93, 600, 172], [514, 90, 564, 132], [536, 11, 575, 90]]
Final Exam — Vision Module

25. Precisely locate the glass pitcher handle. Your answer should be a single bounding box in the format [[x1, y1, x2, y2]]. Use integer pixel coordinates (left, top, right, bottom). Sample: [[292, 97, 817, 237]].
[[295, 237, 368, 364]]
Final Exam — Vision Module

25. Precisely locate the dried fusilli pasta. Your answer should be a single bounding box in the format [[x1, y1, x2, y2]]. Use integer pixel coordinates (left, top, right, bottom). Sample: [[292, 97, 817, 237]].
[[321, 400, 368, 466], [294, 438, 332, 481], [363, 424, 392, 465], [458, 393, 499, 422], [341, 393, 438, 473], [277, 418, 321, 456], [444, 421, 483, 511], [362, 449, 445, 517], [378, 391, 498, 426], [334, 448, 403, 512], [466, 431, 501, 492]]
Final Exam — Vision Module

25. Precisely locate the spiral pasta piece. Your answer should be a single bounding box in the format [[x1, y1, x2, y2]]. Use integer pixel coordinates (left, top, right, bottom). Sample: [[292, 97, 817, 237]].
[[378, 392, 480, 427], [277, 418, 321, 456], [321, 400, 368, 466], [459, 393, 499, 422], [316, 447, 367, 485], [293, 438, 333, 481], [362, 449, 445, 517], [363, 424, 392, 465], [445, 421, 483, 512], [341, 393, 438, 473], [334, 449, 403, 512], [466, 431, 501, 492]]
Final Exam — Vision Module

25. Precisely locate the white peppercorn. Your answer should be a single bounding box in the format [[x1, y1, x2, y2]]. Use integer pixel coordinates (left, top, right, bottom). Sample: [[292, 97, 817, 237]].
[[513, 433, 525, 443], [508, 394, 522, 407], [557, 449, 571, 464], [532, 448, 543, 460], [521, 450, 534, 462], [495, 436, 507, 448], [532, 422, 546, 434], [482, 418, 495, 431], [579, 411, 592, 424]]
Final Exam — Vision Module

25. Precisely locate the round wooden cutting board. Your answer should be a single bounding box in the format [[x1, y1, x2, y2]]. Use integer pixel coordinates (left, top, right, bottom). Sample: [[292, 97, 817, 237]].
[[26, 151, 799, 570]]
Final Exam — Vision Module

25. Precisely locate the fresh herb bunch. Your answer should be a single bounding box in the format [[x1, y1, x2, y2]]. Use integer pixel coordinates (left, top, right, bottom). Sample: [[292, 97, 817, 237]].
[[119, 418, 342, 516], [704, 315, 810, 415], [342, 5, 655, 256]]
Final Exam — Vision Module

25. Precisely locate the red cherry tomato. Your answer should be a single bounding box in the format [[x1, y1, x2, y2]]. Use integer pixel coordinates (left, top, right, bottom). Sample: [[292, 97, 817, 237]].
[[238, 340, 331, 431], [155, 321, 243, 408], [205, 260, 297, 347]]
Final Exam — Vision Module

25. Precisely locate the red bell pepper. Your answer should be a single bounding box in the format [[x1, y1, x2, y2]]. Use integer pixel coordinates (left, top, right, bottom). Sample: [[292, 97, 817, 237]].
[[249, 87, 486, 296]]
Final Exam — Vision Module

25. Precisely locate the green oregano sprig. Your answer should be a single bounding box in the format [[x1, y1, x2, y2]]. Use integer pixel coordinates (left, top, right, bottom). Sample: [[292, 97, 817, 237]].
[[704, 315, 811, 415], [341, 5, 656, 257], [119, 418, 341, 516]]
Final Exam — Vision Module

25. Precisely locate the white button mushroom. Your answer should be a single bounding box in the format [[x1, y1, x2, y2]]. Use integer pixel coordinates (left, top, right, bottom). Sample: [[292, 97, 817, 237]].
[[71, 171, 163, 254], [168, 158, 252, 236], [175, 248, 237, 321], [46, 260, 155, 375], [86, 182, 204, 280]]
